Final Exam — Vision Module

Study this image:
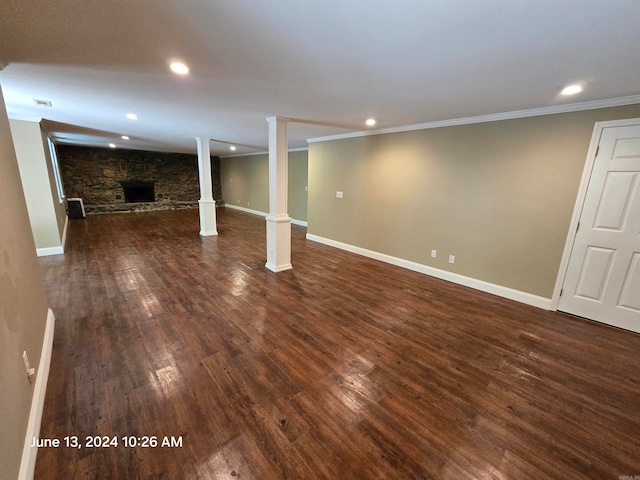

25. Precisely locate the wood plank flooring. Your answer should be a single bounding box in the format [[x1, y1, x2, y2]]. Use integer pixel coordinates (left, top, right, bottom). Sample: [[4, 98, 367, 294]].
[[36, 208, 640, 479]]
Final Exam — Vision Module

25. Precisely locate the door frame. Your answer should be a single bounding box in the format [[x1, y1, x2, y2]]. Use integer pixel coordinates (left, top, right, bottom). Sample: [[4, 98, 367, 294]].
[[551, 117, 640, 311]]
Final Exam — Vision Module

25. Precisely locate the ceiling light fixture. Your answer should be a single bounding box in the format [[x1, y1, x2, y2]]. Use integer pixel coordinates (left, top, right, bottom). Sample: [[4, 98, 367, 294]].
[[170, 62, 189, 75], [109, 143, 116, 148], [230, 146, 237, 151], [366, 118, 376, 127], [126, 113, 138, 120], [561, 84, 584, 96], [121, 135, 130, 140]]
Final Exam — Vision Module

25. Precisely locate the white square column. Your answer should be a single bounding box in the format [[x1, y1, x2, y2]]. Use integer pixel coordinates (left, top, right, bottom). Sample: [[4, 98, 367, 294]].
[[196, 137, 218, 236], [265, 116, 292, 272]]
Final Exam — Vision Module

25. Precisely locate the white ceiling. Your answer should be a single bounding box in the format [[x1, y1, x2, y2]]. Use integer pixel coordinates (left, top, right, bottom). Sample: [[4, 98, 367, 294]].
[[1, 0, 639, 156]]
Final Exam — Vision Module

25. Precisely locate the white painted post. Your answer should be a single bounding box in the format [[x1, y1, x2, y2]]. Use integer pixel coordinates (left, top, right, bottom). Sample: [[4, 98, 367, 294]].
[[195, 137, 218, 236], [265, 116, 292, 272]]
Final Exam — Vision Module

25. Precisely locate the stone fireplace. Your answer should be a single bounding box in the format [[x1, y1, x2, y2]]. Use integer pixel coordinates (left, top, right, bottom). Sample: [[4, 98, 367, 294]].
[[56, 145, 223, 214]]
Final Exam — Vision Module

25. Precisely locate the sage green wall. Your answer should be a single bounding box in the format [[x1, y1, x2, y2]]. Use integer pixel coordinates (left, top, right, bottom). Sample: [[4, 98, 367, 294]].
[[0, 88, 50, 480], [308, 104, 640, 299], [222, 153, 269, 212], [287, 151, 309, 222], [220, 150, 308, 222], [9, 119, 65, 251]]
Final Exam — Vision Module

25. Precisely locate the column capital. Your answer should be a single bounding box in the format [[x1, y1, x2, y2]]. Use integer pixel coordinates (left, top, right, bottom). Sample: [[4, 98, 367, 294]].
[[266, 116, 290, 124]]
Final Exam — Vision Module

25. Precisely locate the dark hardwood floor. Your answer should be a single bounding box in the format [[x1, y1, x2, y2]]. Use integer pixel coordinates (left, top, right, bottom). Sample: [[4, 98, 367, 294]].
[[36, 207, 640, 479]]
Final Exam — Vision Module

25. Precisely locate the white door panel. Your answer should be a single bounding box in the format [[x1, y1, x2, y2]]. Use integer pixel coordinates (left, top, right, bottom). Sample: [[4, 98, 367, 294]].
[[574, 246, 615, 301], [559, 122, 640, 333], [593, 172, 636, 230], [618, 253, 640, 312]]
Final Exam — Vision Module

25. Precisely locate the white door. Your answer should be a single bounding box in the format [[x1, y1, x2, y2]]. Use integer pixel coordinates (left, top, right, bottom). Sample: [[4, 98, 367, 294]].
[[558, 122, 640, 333]]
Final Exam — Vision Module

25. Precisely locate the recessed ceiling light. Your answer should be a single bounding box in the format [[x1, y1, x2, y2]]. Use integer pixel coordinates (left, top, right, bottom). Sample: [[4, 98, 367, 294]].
[[170, 62, 189, 75], [561, 84, 584, 96], [109, 143, 116, 148], [126, 113, 138, 120], [366, 118, 376, 127], [121, 135, 130, 140], [230, 146, 237, 151]]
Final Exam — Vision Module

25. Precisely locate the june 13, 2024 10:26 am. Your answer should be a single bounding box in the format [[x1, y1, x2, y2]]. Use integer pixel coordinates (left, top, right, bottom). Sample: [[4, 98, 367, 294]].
[[31, 435, 183, 449]]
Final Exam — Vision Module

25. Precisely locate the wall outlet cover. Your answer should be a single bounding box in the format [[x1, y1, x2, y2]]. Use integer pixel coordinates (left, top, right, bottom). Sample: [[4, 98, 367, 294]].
[[22, 351, 31, 373]]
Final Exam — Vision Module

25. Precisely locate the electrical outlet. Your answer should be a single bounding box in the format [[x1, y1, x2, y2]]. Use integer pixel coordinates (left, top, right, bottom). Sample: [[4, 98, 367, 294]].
[[449, 255, 455, 264], [431, 250, 437, 258], [336, 191, 344, 198], [305, 186, 308, 192]]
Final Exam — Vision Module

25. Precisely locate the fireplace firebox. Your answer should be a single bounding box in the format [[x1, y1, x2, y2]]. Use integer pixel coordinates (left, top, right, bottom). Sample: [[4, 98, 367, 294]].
[[120, 181, 155, 203]]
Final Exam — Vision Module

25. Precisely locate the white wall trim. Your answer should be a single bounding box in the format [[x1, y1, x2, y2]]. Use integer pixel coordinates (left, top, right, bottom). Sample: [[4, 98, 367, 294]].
[[306, 233, 552, 310], [18, 308, 55, 480], [60, 216, 68, 251], [551, 117, 640, 311], [220, 146, 308, 159], [291, 219, 308, 227], [225, 203, 268, 217], [225, 204, 307, 226], [36, 246, 64, 257], [307, 95, 640, 144]]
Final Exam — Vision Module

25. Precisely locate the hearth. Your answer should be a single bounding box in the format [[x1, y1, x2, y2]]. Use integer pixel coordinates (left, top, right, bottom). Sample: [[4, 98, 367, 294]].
[[120, 181, 155, 203]]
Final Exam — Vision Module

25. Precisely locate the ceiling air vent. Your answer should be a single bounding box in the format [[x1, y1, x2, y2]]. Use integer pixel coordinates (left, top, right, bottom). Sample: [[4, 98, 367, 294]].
[[33, 99, 53, 107]]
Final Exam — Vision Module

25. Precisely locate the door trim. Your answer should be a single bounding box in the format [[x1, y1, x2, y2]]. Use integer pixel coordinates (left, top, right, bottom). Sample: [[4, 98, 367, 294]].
[[552, 117, 640, 311]]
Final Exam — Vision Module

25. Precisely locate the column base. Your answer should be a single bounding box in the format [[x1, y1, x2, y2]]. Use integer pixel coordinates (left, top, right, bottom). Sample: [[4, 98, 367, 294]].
[[199, 199, 218, 236], [265, 214, 292, 272]]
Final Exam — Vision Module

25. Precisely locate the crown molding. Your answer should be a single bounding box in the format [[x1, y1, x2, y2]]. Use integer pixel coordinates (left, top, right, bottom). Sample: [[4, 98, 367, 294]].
[[307, 94, 640, 144], [287, 146, 309, 152], [220, 146, 308, 159]]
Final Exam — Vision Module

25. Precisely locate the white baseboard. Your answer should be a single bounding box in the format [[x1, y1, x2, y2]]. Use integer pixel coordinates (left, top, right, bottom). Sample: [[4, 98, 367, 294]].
[[35, 217, 68, 257], [225, 204, 308, 226], [36, 246, 64, 257], [225, 204, 268, 217], [306, 234, 552, 310], [19, 308, 56, 480]]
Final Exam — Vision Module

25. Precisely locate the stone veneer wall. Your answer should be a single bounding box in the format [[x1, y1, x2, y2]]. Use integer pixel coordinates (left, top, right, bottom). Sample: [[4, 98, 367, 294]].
[[57, 145, 223, 214]]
